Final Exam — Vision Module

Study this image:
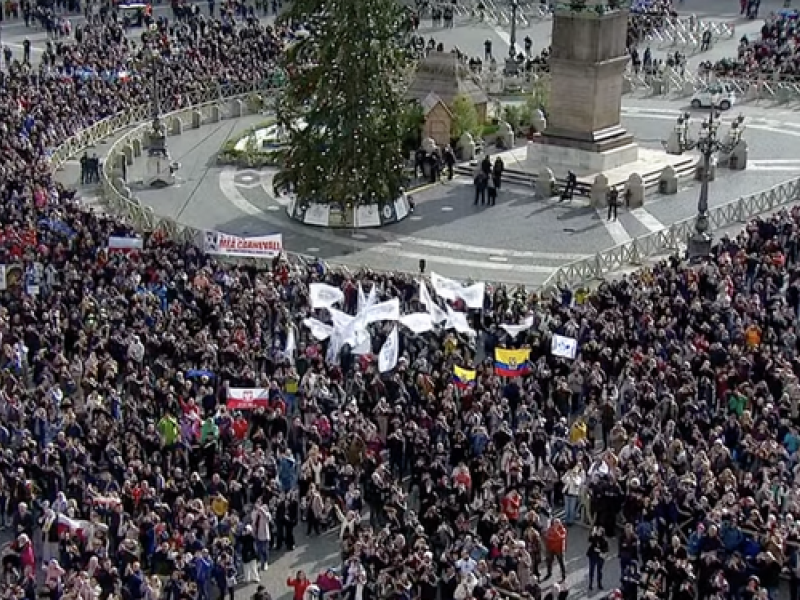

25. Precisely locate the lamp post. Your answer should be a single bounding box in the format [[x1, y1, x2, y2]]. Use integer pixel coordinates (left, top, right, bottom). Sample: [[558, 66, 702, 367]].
[[685, 109, 745, 260], [509, 0, 519, 58], [144, 42, 177, 188], [504, 0, 520, 75]]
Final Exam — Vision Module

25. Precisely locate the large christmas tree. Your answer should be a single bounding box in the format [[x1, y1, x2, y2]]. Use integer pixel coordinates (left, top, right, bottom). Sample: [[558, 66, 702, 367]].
[[275, 0, 413, 208]]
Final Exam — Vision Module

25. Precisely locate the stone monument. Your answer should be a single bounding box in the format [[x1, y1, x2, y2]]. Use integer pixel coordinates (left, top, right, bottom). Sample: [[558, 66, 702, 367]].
[[526, 0, 639, 173], [144, 117, 177, 189]]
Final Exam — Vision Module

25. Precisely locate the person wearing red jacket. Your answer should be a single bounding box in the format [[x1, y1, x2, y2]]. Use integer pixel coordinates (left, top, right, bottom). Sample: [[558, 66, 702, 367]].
[[544, 518, 567, 583], [287, 570, 311, 600]]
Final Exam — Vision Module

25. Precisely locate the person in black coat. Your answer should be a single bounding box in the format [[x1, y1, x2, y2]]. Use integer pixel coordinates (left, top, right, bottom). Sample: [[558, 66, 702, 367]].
[[587, 526, 610, 591], [240, 526, 259, 583], [275, 491, 299, 551]]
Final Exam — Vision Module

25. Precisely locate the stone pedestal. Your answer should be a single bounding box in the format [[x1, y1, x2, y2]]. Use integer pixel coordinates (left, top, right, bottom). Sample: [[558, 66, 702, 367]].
[[626, 173, 645, 208], [665, 130, 683, 155], [659, 166, 679, 194], [591, 173, 609, 207], [458, 133, 476, 161], [724, 141, 748, 170], [497, 121, 514, 150], [536, 167, 556, 198], [525, 3, 638, 176], [543, 5, 634, 156], [527, 140, 639, 174]]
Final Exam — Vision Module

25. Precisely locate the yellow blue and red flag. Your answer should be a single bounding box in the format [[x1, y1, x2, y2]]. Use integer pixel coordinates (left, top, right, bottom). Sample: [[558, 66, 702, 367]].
[[494, 348, 531, 377], [453, 366, 476, 389]]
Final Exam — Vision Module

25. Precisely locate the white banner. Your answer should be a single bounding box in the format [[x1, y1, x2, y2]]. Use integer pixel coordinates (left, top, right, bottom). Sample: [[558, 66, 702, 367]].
[[227, 388, 271, 410], [365, 298, 400, 324], [430, 273, 485, 308], [309, 283, 344, 309], [203, 231, 282, 258], [355, 204, 381, 228], [395, 195, 409, 221], [302, 317, 334, 340], [551, 334, 578, 359], [0, 265, 7, 291], [400, 312, 434, 334], [304, 204, 330, 227], [378, 325, 399, 373], [500, 316, 534, 338]]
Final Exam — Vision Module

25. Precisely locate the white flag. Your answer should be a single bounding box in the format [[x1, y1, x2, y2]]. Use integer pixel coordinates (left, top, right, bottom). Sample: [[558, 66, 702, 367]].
[[431, 272, 485, 309], [378, 325, 399, 373], [500, 316, 534, 338], [365, 298, 400, 324], [328, 308, 355, 331], [302, 318, 335, 341], [430, 272, 461, 302], [365, 284, 377, 311], [445, 307, 475, 335], [309, 283, 344, 309], [400, 312, 434, 334], [419, 280, 447, 323], [351, 332, 372, 355], [357, 282, 367, 314], [327, 329, 344, 364], [551, 334, 578, 359], [283, 326, 296, 362], [459, 282, 485, 309]]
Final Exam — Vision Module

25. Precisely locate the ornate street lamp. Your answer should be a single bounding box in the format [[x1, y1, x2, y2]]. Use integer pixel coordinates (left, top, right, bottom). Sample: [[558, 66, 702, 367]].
[[509, 0, 519, 58], [144, 43, 177, 188], [504, 0, 520, 76], [681, 110, 745, 260]]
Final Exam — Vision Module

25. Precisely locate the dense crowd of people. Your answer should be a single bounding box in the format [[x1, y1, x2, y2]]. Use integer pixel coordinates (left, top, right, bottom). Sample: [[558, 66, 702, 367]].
[[3, 6, 800, 600], [706, 11, 800, 79]]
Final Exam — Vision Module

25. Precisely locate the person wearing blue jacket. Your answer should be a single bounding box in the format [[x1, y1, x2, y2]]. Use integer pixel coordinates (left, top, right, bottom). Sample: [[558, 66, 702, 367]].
[[193, 549, 214, 600]]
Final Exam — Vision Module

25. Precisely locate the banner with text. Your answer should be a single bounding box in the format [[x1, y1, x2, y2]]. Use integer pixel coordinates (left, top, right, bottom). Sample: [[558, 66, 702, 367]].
[[227, 388, 271, 410], [203, 231, 283, 258]]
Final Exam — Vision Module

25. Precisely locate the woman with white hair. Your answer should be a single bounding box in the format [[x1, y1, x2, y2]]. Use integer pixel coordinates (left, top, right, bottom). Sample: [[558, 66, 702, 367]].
[[240, 524, 259, 583]]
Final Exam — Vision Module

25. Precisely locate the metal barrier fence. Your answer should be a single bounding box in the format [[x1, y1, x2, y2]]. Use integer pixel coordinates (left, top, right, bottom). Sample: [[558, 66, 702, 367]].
[[626, 71, 800, 102], [539, 178, 800, 294]]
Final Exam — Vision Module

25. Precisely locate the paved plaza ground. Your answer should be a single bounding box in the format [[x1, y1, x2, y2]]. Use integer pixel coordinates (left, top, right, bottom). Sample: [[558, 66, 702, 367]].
[[110, 99, 800, 288]]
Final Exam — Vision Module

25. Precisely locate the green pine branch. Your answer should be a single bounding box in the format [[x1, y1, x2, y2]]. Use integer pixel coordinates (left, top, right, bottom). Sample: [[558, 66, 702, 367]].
[[274, 0, 414, 207]]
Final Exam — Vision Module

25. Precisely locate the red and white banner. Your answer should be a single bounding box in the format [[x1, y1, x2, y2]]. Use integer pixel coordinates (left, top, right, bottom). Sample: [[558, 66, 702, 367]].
[[227, 388, 270, 410], [57, 515, 91, 541], [203, 231, 283, 258], [108, 236, 144, 254]]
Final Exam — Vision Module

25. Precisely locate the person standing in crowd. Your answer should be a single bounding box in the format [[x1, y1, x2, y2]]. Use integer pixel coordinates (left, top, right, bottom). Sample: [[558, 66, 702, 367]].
[[241, 525, 259, 584], [561, 463, 585, 526], [587, 526, 609, 591], [544, 518, 567, 583], [252, 500, 272, 572], [492, 156, 504, 190], [287, 570, 311, 600]]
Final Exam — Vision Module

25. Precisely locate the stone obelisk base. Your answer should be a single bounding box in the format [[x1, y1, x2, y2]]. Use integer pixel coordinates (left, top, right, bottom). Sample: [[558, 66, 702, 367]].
[[525, 137, 640, 175]]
